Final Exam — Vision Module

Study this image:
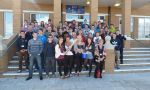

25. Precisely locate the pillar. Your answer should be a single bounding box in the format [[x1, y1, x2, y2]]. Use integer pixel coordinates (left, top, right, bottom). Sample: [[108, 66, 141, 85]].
[[122, 0, 131, 48], [12, 0, 23, 33], [90, 0, 98, 25], [105, 49, 115, 74], [53, 0, 61, 26], [133, 17, 139, 39], [0, 12, 4, 36]]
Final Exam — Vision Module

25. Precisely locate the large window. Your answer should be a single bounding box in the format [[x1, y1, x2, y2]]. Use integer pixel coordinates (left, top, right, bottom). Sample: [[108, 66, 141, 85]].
[[4, 12, 13, 38], [30, 13, 49, 24], [138, 18, 150, 38], [66, 14, 106, 24]]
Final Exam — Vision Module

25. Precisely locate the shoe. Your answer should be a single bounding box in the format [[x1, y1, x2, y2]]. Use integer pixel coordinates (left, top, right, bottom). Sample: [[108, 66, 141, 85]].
[[115, 66, 120, 69], [17, 70, 22, 73], [52, 74, 56, 78], [60, 76, 65, 79], [46, 75, 50, 78], [40, 76, 43, 80], [26, 77, 32, 81], [65, 75, 69, 78]]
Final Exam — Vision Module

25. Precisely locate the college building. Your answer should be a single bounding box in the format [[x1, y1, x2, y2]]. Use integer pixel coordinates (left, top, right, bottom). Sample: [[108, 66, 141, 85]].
[[0, 0, 150, 76]]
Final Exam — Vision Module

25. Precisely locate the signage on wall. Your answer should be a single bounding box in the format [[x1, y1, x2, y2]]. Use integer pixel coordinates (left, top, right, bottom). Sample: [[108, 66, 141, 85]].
[[66, 5, 85, 14]]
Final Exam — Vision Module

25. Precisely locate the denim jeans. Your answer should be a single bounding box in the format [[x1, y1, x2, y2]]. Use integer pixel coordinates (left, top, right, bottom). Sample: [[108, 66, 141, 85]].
[[28, 54, 42, 77], [45, 57, 56, 75]]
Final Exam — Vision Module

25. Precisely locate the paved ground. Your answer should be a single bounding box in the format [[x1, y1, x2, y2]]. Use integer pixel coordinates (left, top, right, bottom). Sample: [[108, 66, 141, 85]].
[[1, 72, 150, 90]]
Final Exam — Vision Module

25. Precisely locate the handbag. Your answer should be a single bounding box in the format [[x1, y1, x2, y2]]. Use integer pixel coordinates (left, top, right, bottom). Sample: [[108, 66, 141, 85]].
[[57, 55, 64, 60]]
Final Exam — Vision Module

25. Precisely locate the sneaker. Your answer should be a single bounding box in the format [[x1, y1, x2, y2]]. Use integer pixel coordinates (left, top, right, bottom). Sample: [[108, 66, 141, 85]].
[[51, 74, 56, 78], [40, 76, 43, 80], [60, 76, 65, 79], [65, 75, 70, 78], [17, 70, 22, 73], [26, 77, 32, 81]]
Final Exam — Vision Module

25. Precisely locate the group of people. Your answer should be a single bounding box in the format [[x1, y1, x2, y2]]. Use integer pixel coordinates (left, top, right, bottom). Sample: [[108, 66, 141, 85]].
[[17, 19, 126, 81]]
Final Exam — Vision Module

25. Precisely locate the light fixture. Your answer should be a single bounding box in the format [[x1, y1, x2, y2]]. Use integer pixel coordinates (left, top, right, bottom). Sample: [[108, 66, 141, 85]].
[[114, 3, 121, 7], [86, 0, 90, 5]]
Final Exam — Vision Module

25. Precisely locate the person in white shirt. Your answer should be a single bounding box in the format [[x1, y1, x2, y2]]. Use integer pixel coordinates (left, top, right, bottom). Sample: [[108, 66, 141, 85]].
[[55, 36, 65, 79], [93, 32, 102, 46]]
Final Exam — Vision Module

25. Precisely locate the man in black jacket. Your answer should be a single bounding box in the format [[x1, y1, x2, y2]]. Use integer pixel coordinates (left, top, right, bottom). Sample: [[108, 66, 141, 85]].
[[17, 31, 28, 73], [110, 33, 121, 69], [44, 34, 56, 78], [116, 30, 126, 64]]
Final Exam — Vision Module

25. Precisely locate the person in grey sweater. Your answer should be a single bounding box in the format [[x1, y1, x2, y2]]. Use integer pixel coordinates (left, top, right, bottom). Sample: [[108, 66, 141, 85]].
[[26, 32, 43, 81]]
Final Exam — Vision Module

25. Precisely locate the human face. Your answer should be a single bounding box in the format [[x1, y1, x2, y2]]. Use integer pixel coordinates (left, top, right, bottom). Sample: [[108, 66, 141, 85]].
[[99, 40, 104, 46], [48, 36, 53, 42], [87, 38, 92, 44], [59, 38, 63, 45], [38, 30, 43, 35], [33, 33, 38, 39], [20, 32, 25, 38]]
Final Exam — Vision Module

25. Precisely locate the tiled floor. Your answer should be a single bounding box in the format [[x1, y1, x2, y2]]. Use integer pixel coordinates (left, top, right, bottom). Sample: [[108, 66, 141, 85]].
[[1, 72, 150, 90]]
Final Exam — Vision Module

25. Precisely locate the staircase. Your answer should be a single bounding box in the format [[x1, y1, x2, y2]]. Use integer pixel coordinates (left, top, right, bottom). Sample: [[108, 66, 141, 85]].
[[115, 48, 150, 73], [2, 48, 150, 77]]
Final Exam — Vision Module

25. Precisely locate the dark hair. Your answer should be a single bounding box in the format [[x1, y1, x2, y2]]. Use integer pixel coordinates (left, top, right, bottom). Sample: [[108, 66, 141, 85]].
[[48, 34, 53, 37], [39, 28, 43, 32], [86, 37, 93, 46], [20, 30, 25, 33]]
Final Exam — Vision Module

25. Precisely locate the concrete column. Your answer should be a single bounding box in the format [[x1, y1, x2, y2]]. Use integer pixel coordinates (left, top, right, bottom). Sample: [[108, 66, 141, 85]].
[[105, 49, 115, 74], [12, 0, 23, 34], [0, 12, 4, 36], [122, 0, 131, 48], [53, 0, 61, 26], [90, 0, 98, 25], [133, 17, 139, 39]]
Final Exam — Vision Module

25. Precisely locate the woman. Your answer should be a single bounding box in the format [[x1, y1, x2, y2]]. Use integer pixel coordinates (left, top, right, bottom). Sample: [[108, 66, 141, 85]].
[[84, 37, 95, 77], [64, 36, 74, 77], [55, 36, 65, 79], [94, 39, 106, 78], [74, 35, 85, 76]]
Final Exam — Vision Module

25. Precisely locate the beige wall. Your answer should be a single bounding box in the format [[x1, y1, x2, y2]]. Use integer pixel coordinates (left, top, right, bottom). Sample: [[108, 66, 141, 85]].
[[0, 12, 4, 36]]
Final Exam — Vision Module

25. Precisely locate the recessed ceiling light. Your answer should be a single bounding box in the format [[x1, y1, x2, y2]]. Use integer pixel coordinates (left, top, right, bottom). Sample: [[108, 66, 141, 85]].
[[114, 3, 121, 7], [86, 1, 90, 5]]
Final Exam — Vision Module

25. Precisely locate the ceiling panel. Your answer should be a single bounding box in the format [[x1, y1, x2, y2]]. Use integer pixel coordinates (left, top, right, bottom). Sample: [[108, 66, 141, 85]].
[[22, 0, 150, 8]]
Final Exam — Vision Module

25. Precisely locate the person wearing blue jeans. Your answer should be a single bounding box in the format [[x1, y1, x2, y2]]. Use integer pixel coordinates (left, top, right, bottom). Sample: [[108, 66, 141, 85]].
[[26, 32, 43, 81]]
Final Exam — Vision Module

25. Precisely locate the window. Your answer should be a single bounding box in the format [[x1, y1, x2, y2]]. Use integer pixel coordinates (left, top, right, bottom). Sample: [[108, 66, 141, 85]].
[[30, 13, 49, 24], [138, 18, 150, 38], [4, 12, 13, 38]]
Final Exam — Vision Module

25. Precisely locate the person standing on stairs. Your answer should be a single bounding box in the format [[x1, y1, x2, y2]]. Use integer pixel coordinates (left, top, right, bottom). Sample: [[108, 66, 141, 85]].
[[116, 30, 126, 64], [26, 32, 43, 81], [17, 31, 28, 73], [110, 33, 121, 69]]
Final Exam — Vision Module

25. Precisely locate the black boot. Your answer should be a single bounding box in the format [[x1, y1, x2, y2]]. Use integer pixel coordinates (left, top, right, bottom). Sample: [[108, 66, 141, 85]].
[[26, 77, 32, 81], [40, 76, 43, 80]]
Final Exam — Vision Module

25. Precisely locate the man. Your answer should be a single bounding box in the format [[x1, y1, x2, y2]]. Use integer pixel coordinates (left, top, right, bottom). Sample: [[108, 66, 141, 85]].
[[38, 29, 47, 70], [44, 34, 56, 78], [110, 33, 121, 69], [25, 25, 33, 42], [26, 32, 43, 81], [116, 30, 126, 64], [17, 31, 28, 73]]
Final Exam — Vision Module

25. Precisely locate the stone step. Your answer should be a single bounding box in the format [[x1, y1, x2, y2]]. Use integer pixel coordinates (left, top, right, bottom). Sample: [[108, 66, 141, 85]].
[[124, 48, 150, 51], [124, 60, 150, 64], [119, 63, 150, 68], [124, 50, 150, 53], [123, 54, 150, 58], [114, 68, 150, 73]]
